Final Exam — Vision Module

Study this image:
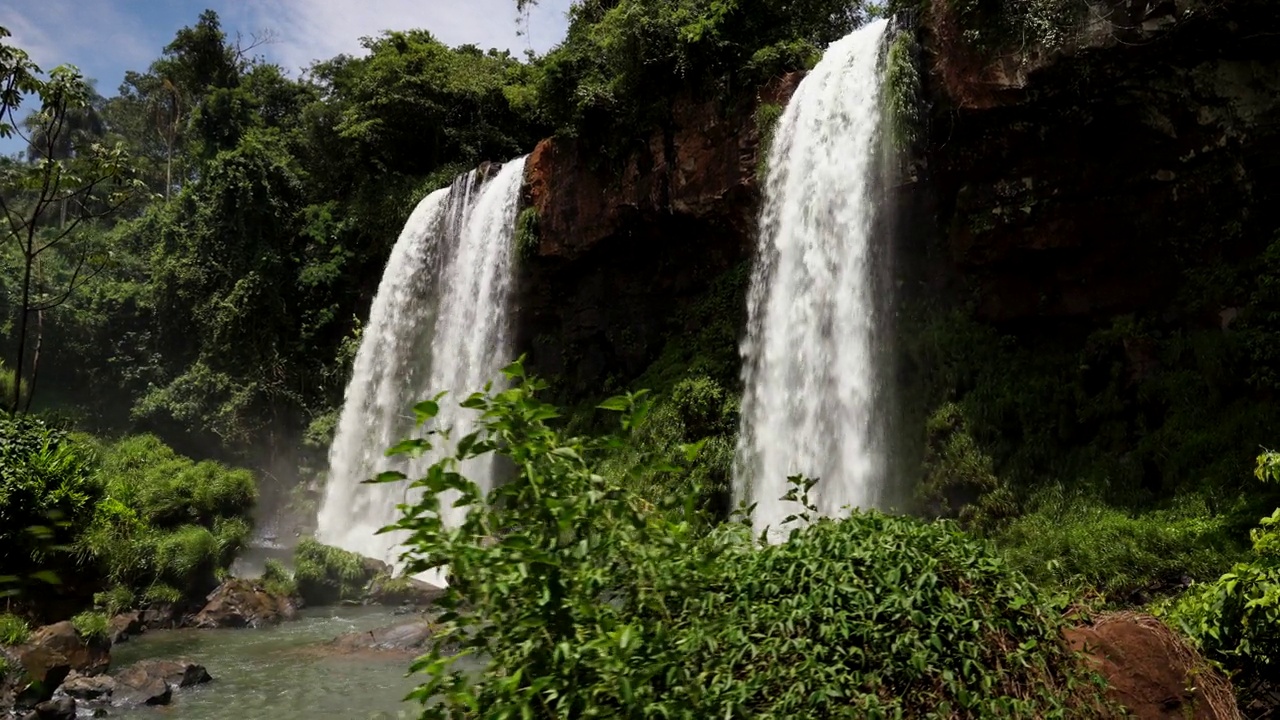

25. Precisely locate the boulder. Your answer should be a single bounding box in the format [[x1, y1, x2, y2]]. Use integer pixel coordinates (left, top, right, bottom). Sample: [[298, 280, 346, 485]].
[[56, 660, 210, 710], [191, 578, 298, 628], [328, 621, 438, 655], [16, 621, 110, 694], [364, 575, 445, 607], [59, 672, 116, 701], [111, 663, 171, 707], [107, 612, 144, 644], [29, 697, 75, 720], [1065, 612, 1239, 719], [139, 603, 183, 630]]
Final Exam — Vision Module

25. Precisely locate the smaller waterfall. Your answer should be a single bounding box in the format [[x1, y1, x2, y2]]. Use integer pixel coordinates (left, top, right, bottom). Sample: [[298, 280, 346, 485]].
[[735, 20, 893, 539], [316, 157, 528, 575]]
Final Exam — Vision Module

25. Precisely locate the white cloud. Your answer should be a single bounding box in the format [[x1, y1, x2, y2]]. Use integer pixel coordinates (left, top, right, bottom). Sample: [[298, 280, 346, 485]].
[[221, 0, 575, 74]]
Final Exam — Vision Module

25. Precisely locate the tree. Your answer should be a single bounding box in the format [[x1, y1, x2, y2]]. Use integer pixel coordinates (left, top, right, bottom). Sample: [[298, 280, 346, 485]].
[[1, 26, 136, 412]]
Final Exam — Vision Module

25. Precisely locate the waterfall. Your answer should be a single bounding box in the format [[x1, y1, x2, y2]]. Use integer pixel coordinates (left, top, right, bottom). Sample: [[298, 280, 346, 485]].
[[315, 156, 528, 576], [734, 19, 893, 539]]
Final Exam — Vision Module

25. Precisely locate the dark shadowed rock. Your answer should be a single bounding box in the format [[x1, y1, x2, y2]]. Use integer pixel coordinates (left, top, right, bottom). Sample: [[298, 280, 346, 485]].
[[192, 578, 298, 628], [139, 604, 183, 630], [30, 696, 76, 719]]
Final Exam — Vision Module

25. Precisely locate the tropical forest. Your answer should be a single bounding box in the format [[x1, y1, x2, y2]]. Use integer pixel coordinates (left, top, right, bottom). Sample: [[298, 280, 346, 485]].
[[1, 0, 1279, 717]]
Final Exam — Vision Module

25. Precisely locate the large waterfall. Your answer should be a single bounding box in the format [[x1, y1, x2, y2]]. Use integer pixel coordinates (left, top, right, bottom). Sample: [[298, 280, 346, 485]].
[[735, 19, 893, 538], [316, 156, 528, 574]]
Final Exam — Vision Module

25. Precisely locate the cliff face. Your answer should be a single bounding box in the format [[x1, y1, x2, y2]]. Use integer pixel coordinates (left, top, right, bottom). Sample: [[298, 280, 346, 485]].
[[923, 0, 1280, 322], [515, 76, 800, 396], [514, 0, 1280, 391]]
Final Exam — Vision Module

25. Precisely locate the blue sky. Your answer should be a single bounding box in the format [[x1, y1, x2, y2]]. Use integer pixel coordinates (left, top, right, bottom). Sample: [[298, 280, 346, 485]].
[[0, 0, 574, 154]]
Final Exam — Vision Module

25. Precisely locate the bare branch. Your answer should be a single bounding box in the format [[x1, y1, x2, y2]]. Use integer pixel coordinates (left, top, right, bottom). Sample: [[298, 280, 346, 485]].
[[234, 28, 279, 63]]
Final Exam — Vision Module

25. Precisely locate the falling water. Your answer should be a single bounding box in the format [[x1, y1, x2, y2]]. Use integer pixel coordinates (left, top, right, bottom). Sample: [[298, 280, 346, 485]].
[[735, 20, 893, 539], [315, 156, 528, 576]]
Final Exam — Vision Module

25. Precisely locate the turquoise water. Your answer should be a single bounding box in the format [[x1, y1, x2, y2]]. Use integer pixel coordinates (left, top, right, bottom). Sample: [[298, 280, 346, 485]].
[[109, 607, 421, 719]]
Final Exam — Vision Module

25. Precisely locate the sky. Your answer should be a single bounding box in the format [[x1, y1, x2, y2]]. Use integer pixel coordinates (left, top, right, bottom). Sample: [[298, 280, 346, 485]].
[[0, 0, 574, 153]]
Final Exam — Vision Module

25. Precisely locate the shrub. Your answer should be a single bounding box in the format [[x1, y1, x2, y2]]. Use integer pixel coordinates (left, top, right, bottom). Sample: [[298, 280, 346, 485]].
[[293, 538, 373, 605], [0, 614, 30, 647], [262, 559, 297, 598], [94, 586, 136, 616], [71, 611, 110, 641], [76, 434, 258, 603], [385, 361, 1109, 717], [1161, 452, 1280, 706], [0, 416, 99, 591], [141, 583, 183, 606]]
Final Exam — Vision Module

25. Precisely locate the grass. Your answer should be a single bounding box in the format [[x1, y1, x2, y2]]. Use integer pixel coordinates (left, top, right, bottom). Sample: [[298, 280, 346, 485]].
[[294, 538, 373, 605], [262, 558, 298, 598], [996, 487, 1244, 600], [0, 613, 31, 646], [71, 611, 110, 641]]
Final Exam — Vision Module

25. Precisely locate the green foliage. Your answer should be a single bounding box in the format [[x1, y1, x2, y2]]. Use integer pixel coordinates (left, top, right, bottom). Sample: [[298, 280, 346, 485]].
[[62, 433, 258, 607], [754, 102, 782, 183], [71, 611, 109, 641], [293, 538, 372, 605], [0, 614, 30, 646], [1161, 452, 1280, 705], [902, 299, 1280, 596], [261, 558, 297, 598], [999, 488, 1240, 599], [386, 363, 1109, 718], [514, 206, 540, 262], [0, 415, 98, 591], [883, 30, 922, 152], [563, 263, 749, 515], [140, 583, 183, 606], [941, 0, 1085, 54], [93, 585, 135, 616], [536, 0, 866, 162]]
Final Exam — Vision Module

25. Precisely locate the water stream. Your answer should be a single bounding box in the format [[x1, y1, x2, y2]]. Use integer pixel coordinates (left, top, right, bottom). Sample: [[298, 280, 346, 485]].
[[735, 20, 893, 538], [109, 608, 418, 720]]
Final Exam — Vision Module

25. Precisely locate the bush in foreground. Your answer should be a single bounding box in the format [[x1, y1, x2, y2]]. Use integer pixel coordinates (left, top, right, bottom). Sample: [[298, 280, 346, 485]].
[[383, 361, 1112, 718], [1161, 451, 1280, 708]]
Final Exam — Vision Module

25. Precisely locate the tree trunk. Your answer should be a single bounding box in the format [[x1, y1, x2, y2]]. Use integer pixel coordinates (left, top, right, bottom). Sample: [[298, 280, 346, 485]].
[[11, 243, 33, 413], [23, 308, 43, 414]]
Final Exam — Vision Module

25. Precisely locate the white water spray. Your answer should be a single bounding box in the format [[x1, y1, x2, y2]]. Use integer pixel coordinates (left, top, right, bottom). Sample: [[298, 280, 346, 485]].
[[316, 156, 528, 575], [735, 20, 893, 538]]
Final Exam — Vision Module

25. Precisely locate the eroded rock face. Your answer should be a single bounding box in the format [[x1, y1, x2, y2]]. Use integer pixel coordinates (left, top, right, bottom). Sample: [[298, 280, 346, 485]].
[[919, 0, 1280, 322], [516, 75, 801, 395], [191, 578, 299, 629], [1065, 613, 1239, 719]]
